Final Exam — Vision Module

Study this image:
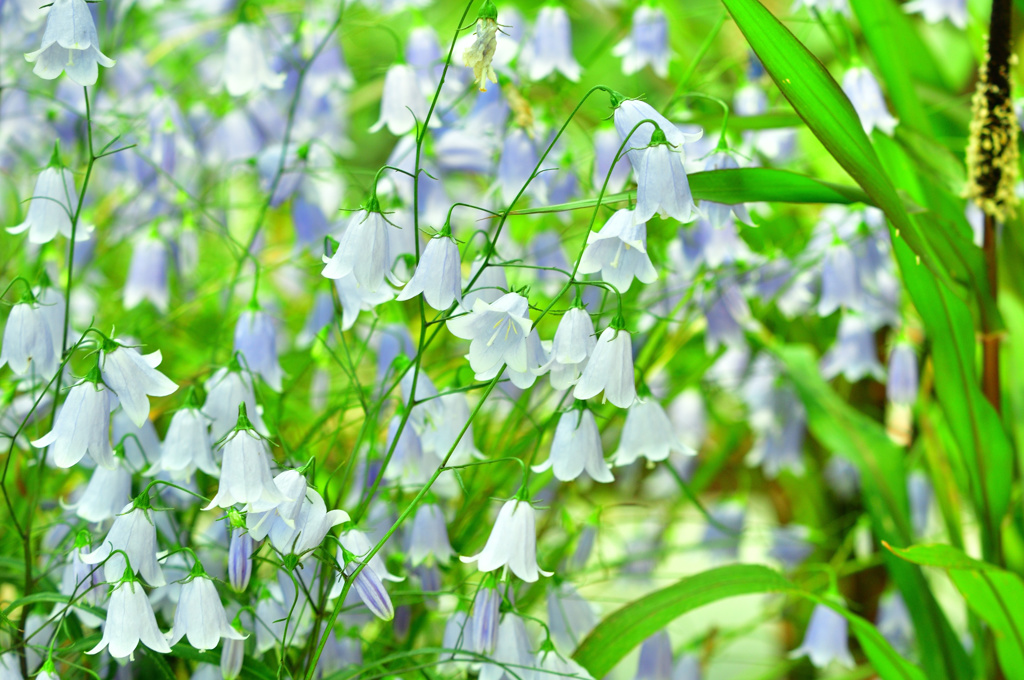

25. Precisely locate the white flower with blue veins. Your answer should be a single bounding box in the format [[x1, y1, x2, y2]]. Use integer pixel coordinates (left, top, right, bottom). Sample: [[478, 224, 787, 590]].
[[25, 0, 115, 86], [87, 578, 170, 661]]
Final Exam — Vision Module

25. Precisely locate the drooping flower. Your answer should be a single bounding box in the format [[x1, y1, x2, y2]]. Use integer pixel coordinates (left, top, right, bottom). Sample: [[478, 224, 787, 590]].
[[820, 313, 886, 382], [907, 470, 933, 537], [480, 614, 536, 680], [233, 307, 284, 392], [592, 126, 632, 193], [613, 6, 671, 78], [612, 99, 702, 173], [790, 603, 855, 668], [170, 571, 246, 652], [334, 530, 400, 621], [612, 398, 692, 466], [635, 631, 672, 680], [204, 405, 287, 512], [219, 24, 285, 97], [406, 504, 455, 566], [24, 0, 115, 86], [533, 408, 614, 483], [573, 324, 636, 408], [886, 342, 918, 406], [702, 501, 745, 561], [548, 306, 596, 390], [817, 241, 861, 316], [123, 233, 170, 312], [524, 6, 581, 81], [547, 582, 597, 654], [768, 525, 814, 570], [461, 499, 552, 582], [227, 527, 254, 592], [396, 232, 463, 310], [466, 584, 501, 654], [903, 0, 967, 28], [33, 369, 115, 469], [8, 165, 81, 245], [577, 210, 658, 293], [635, 128, 698, 224], [322, 204, 398, 293], [841, 66, 898, 136], [203, 365, 270, 440], [87, 576, 171, 660], [446, 292, 533, 380], [371, 63, 435, 135], [82, 495, 166, 586], [100, 340, 177, 428], [1, 297, 59, 378], [876, 591, 914, 655], [69, 456, 132, 522], [150, 402, 218, 480]]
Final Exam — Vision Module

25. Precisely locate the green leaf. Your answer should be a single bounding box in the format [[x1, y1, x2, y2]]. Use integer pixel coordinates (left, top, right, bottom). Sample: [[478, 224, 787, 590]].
[[508, 168, 874, 216], [718, 0, 997, 328], [888, 544, 1024, 676], [571, 563, 924, 680]]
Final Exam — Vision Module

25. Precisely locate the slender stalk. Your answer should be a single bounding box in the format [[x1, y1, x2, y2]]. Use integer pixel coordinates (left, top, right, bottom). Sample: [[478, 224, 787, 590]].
[[982, 213, 1000, 414]]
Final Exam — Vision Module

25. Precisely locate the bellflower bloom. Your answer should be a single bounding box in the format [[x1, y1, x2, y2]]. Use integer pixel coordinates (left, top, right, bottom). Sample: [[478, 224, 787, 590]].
[[152, 405, 218, 480], [497, 128, 543, 205], [577, 210, 658, 293], [9, 166, 80, 244], [768, 525, 814, 570], [219, 24, 285, 97], [613, 99, 702, 172], [548, 307, 596, 390], [87, 577, 171, 660], [841, 66, 898, 136], [234, 308, 284, 392], [461, 499, 552, 582], [480, 614, 536, 680], [123, 233, 170, 312], [463, 11, 500, 91], [876, 591, 914, 655], [33, 374, 115, 469], [203, 366, 269, 440], [533, 408, 614, 483], [322, 206, 398, 293], [525, 6, 581, 81], [170, 571, 247, 650], [904, 0, 967, 27], [818, 242, 861, 316], [613, 6, 671, 78], [60, 542, 108, 628], [887, 343, 918, 406], [820, 314, 886, 382], [447, 292, 533, 380], [547, 582, 597, 654], [70, 457, 132, 522], [228, 528, 254, 592], [205, 407, 287, 513], [908, 470, 933, 537], [82, 498, 166, 586], [406, 504, 455, 566], [635, 130, 697, 224], [100, 341, 177, 428], [24, 0, 115, 86], [1, 299, 59, 378], [371, 63, 436, 135], [635, 631, 672, 680], [612, 399, 692, 466], [701, 153, 754, 228], [466, 585, 501, 654], [574, 325, 636, 408], [396, 233, 463, 310], [790, 603, 855, 668], [334, 271, 395, 330]]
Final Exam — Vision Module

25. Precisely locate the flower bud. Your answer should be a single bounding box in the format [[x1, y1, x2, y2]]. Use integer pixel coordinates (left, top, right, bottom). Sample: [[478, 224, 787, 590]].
[[228, 528, 253, 592]]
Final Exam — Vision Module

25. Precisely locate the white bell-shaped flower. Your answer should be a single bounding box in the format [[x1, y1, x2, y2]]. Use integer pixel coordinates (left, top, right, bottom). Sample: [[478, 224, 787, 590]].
[[524, 6, 581, 82], [533, 408, 613, 483], [233, 308, 284, 392], [278, 490, 348, 555], [396, 233, 463, 310], [203, 365, 269, 441], [68, 456, 131, 522], [150, 404, 218, 480], [169, 568, 247, 650], [480, 614, 537, 680], [612, 398, 693, 466], [8, 166, 81, 244], [87, 576, 170, 660], [371, 63, 437, 135], [548, 306, 596, 390], [219, 23, 285, 97], [446, 292, 533, 380], [33, 371, 115, 469], [24, 0, 115, 86], [322, 206, 398, 293], [204, 405, 287, 513], [573, 325, 636, 408], [577, 210, 658, 293], [635, 134, 697, 224], [82, 497, 166, 586], [461, 498, 552, 582], [1, 299, 59, 378], [504, 329, 552, 389], [406, 504, 455, 566], [246, 469, 307, 541], [100, 340, 177, 428]]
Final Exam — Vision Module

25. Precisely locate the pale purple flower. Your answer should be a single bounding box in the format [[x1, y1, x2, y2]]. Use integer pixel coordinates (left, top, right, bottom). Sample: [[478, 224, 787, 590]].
[[613, 399, 692, 466], [612, 6, 671, 78], [219, 24, 285, 97], [701, 153, 754, 228], [887, 343, 918, 406], [124, 234, 170, 312], [790, 604, 855, 668], [574, 326, 636, 408], [820, 314, 885, 382], [33, 378, 115, 469], [525, 6, 581, 81], [467, 585, 501, 654], [904, 0, 967, 27], [497, 128, 543, 205], [635, 631, 672, 680], [406, 504, 455, 566], [818, 242, 861, 316], [461, 499, 552, 582], [841, 67, 898, 136], [768, 525, 814, 570], [876, 591, 914, 655], [169, 574, 247, 650], [577, 210, 658, 293], [533, 408, 613, 483], [100, 342, 177, 428], [480, 614, 536, 680], [82, 500, 166, 586], [547, 582, 597, 655], [397, 234, 463, 310], [702, 502, 744, 561], [24, 0, 115, 86], [87, 578, 170, 660], [227, 528, 253, 592], [233, 308, 284, 392], [908, 470, 933, 537]]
